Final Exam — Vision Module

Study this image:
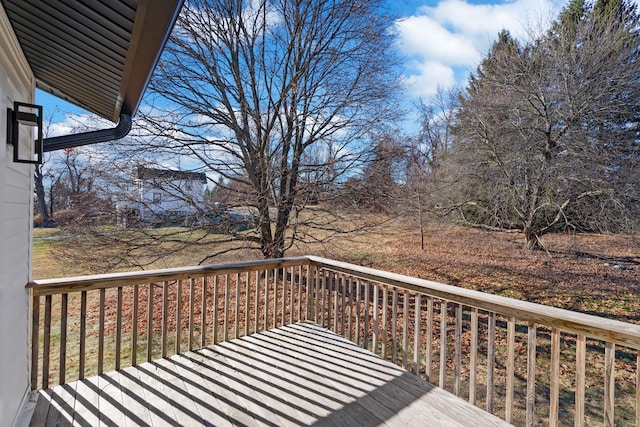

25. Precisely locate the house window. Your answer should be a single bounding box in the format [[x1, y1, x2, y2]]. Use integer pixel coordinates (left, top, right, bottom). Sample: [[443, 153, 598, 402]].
[[153, 192, 162, 203]]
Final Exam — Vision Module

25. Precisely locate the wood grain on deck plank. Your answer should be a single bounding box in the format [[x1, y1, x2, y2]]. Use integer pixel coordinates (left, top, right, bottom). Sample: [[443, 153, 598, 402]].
[[29, 322, 511, 426]]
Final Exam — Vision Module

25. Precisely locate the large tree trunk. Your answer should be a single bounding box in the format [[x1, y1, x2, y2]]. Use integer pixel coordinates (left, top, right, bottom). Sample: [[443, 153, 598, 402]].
[[34, 166, 51, 225]]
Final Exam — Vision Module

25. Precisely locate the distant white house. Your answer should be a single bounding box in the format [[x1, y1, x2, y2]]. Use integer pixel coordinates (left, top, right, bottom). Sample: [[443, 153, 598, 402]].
[[117, 166, 208, 227]]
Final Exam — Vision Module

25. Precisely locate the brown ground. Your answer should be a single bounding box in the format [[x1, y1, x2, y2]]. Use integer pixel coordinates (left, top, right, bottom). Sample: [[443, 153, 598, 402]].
[[309, 223, 640, 324], [34, 222, 640, 323]]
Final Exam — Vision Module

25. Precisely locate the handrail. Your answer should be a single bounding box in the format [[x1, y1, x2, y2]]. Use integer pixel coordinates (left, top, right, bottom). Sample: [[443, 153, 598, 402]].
[[307, 256, 640, 349], [308, 255, 640, 349], [28, 257, 310, 296], [29, 254, 640, 348]]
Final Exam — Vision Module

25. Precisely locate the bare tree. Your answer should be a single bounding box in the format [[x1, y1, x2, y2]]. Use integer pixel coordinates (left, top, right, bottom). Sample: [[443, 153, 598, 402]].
[[444, 0, 640, 250], [133, 0, 402, 259]]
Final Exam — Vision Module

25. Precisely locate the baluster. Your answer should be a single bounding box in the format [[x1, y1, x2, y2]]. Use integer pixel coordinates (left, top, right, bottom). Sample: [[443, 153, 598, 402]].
[[575, 334, 586, 427], [402, 291, 409, 368], [604, 342, 615, 427], [98, 288, 105, 374], [213, 276, 219, 344], [147, 283, 154, 361], [254, 271, 259, 333], [364, 282, 370, 349], [327, 273, 334, 331], [131, 286, 138, 366], [413, 294, 421, 375], [636, 350, 640, 427], [391, 288, 397, 363], [291, 266, 296, 325], [321, 272, 327, 327], [273, 269, 278, 328], [201, 277, 207, 347], [175, 280, 182, 354], [381, 286, 387, 358], [340, 275, 346, 336], [373, 284, 379, 354], [454, 303, 462, 396], [505, 316, 515, 423], [80, 290, 87, 378], [224, 274, 230, 340], [439, 301, 447, 389], [550, 328, 560, 427], [189, 278, 195, 350], [115, 287, 123, 370], [264, 270, 269, 331], [60, 293, 68, 384], [306, 265, 312, 321], [426, 297, 433, 382], [246, 272, 251, 335], [281, 268, 286, 327], [297, 265, 303, 321], [348, 277, 354, 342], [526, 322, 537, 427], [487, 312, 495, 413], [356, 280, 363, 346], [42, 295, 52, 388], [162, 282, 169, 358], [236, 273, 240, 338], [469, 307, 478, 404], [31, 294, 40, 390]]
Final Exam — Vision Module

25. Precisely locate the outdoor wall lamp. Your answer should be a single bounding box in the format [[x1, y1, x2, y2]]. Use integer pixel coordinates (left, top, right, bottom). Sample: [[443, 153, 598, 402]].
[[7, 101, 43, 164]]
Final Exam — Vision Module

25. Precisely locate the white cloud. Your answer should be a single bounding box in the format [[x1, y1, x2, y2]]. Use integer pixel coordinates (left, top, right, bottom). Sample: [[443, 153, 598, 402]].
[[404, 61, 456, 98], [397, 0, 562, 98]]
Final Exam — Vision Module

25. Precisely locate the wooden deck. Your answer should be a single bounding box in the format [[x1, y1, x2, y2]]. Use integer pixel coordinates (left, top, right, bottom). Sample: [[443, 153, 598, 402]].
[[26, 323, 510, 426]]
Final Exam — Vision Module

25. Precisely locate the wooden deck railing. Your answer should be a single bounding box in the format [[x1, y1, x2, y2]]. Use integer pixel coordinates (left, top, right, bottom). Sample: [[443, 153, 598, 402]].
[[28, 258, 315, 390], [29, 256, 640, 426]]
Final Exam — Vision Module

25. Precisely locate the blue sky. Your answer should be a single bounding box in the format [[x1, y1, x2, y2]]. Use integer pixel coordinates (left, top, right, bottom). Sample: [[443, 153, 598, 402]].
[[37, 0, 568, 132]]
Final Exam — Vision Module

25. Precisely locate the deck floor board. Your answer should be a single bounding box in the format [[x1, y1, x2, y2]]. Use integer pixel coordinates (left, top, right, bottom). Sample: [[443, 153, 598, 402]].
[[29, 323, 511, 426]]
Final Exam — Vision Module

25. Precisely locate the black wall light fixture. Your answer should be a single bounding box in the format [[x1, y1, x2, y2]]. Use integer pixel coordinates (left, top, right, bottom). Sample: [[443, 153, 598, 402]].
[[7, 101, 43, 164]]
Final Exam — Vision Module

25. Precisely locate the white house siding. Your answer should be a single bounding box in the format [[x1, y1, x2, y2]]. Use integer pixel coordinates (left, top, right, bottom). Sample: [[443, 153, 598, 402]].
[[135, 175, 206, 224], [0, 5, 34, 426]]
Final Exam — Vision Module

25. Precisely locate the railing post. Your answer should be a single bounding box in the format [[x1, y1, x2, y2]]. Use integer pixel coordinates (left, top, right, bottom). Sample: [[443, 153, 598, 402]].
[[30, 293, 39, 391]]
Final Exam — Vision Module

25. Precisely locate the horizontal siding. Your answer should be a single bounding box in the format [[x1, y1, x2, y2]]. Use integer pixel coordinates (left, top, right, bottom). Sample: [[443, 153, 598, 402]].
[[0, 3, 33, 426]]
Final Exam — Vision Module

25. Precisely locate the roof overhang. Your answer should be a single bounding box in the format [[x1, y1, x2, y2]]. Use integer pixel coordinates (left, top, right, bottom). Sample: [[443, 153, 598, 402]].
[[1, 0, 183, 123]]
